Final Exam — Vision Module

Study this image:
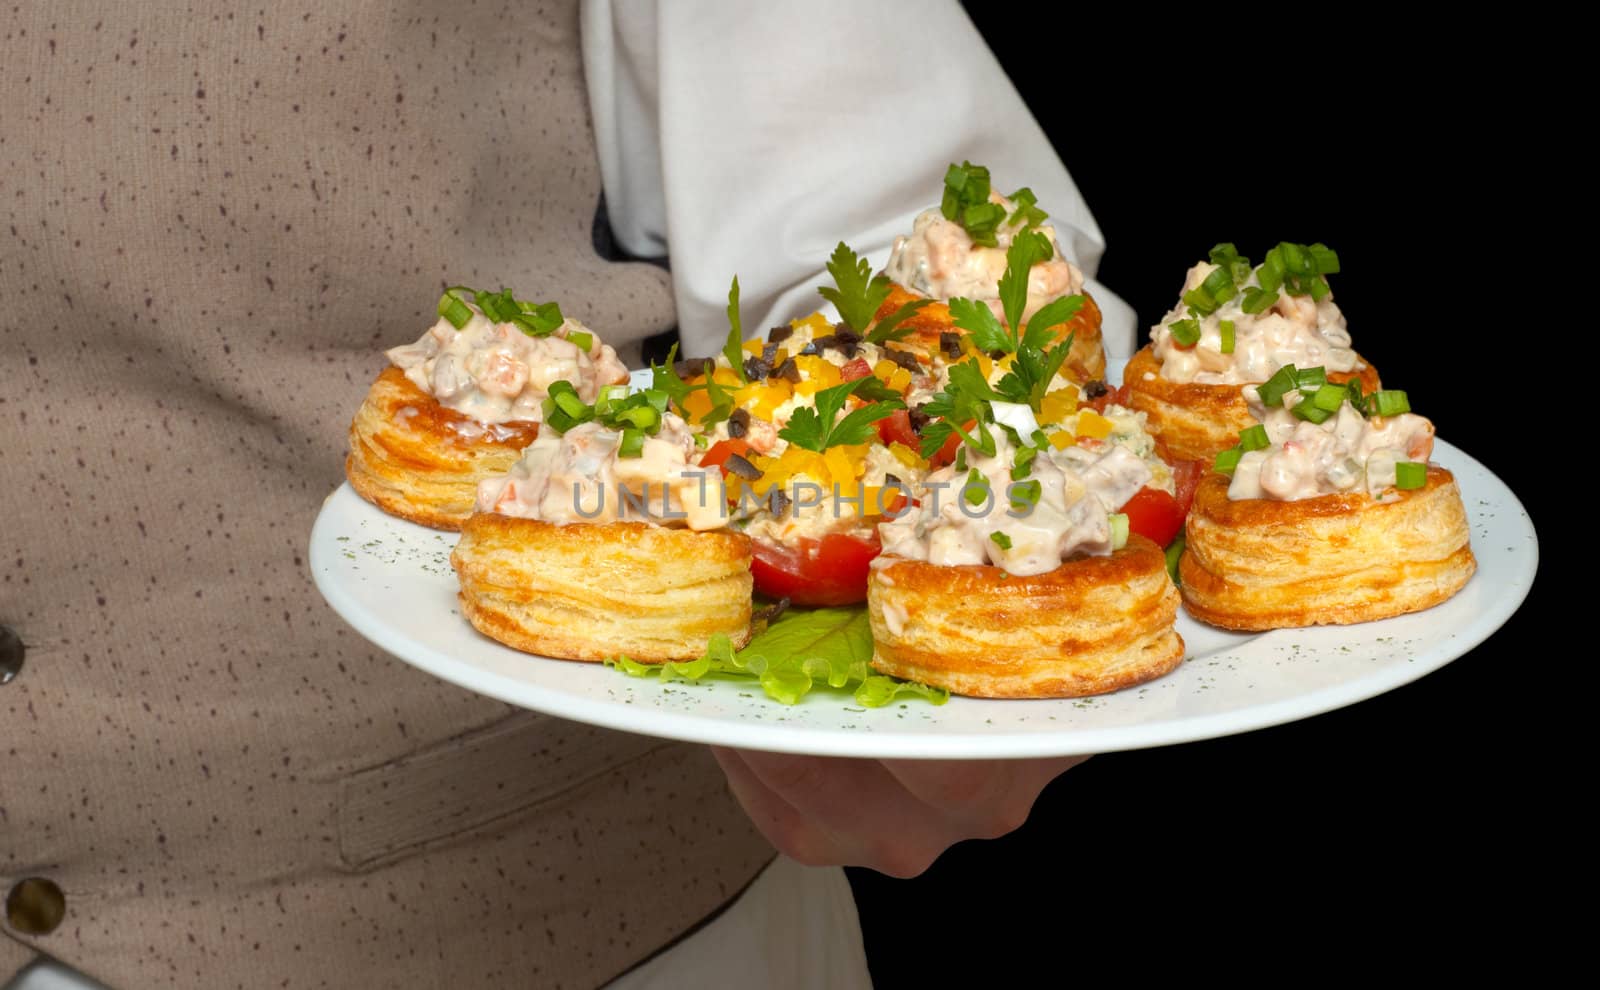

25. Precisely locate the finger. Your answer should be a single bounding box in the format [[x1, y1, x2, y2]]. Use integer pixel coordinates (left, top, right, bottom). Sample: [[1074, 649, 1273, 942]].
[[709, 747, 843, 868], [880, 755, 1090, 839], [726, 750, 971, 878]]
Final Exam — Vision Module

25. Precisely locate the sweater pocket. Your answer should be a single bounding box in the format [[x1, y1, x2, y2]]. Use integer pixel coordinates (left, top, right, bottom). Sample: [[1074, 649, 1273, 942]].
[[337, 711, 670, 871]]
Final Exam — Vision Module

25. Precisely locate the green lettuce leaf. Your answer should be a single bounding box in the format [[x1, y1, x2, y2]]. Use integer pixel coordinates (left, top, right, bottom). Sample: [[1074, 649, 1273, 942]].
[[606, 607, 949, 708]]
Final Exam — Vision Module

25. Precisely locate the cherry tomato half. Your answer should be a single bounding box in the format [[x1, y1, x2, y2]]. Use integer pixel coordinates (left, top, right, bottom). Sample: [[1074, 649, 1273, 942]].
[[1085, 384, 1131, 414], [1120, 486, 1186, 548], [839, 357, 873, 382], [875, 409, 919, 448], [700, 438, 751, 475], [749, 532, 881, 606], [1169, 458, 1204, 518]]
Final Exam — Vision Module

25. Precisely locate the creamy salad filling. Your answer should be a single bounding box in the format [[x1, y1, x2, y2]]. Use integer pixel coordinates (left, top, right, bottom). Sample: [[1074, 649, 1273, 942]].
[[878, 429, 1149, 577], [1149, 261, 1360, 385], [885, 193, 1084, 324], [1227, 388, 1435, 502], [388, 309, 628, 424], [477, 413, 727, 530]]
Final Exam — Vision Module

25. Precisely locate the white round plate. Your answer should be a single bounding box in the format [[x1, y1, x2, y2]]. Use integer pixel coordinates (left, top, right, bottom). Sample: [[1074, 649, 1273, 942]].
[[310, 434, 1536, 759]]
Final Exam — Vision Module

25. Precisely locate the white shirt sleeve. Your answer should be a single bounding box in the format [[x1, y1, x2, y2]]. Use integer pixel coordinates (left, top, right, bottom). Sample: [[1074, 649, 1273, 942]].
[[581, 0, 1136, 362]]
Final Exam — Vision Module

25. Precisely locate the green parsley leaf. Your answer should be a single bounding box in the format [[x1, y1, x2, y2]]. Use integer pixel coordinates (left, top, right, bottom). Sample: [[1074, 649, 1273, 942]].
[[946, 358, 1003, 402], [650, 342, 695, 408], [777, 377, 904, 452], [1019, 294, 1084, 352], [865, 298, 933, 344], [819, 242, 894, 334], [998, 229, 1053, 336], [724, 276, 748, 384], [605, 608, 948, 708], [948, 297, 1012, 354]]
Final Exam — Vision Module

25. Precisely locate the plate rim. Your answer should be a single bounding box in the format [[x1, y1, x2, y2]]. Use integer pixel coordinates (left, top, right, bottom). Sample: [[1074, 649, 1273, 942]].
[[309, 436, 1538, 759]]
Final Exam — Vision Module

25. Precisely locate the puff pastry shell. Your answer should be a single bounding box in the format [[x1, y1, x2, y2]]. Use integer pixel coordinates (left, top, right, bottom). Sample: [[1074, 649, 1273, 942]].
[[345, 367, 540, 530], [873, 284, 1106, 383], [451, 513, 754, 662], [866, 535, 1184, 698], [1179, 468, 1475, 630], [1122, 345, 1382, 462]]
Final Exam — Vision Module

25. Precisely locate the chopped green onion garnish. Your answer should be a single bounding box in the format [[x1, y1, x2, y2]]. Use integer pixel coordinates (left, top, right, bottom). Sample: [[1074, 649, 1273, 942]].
[[1311, 383, 1348, 412], [1109, 513, 1129, 550], [1219, 319, 1235, 354], [1005, 187, 1048, 229], [1238, 425, 1269, 451], [1165, 533, 1186, 584], [1394, 461, 1427, 490], [618, 428, 646, 458], [1011, 445, 1037, 481], [1031, 429, 1050, 451], [1371, 390, 1411, 417], [1240, 286, 1278, 314], [990, 531, 1013, 551], [1256, 365, 1300, 407], [1308, 243, 1340, 274], [438, 292, 473, 329], [1291, 400, 1334, 424], [1200, 265, 1237, 305], [1168, 318, 1201, 348], [593, 385, 627, 416], [1182, 287, 1217, 317], [616, 404, 660, 431], [644, 389, 669, 413], [963, 469, 988, 506], [1009, 479, 1041, 511], [567, 330, 594, 352], [553, 391, 588, 419], [962, 202, 1006, 248], [1258, 252, 1285, 293], [1214, 446, 1243, 474], [954, 447, 967, 473], [1278, 242, 1309, 276], [1296, 366, 1328, 388], [1308, 275, 1331, 301]]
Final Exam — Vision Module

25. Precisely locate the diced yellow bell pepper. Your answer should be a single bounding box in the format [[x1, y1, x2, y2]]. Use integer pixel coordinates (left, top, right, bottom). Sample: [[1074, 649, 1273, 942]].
[[1076, 409, 1114, 440], [743, 338, 765, 356], [748, 381, 792, 420], [1048, 430, 1075, 450], [888, 442, 923, 470], [889, 367, 912, 392], [823, 446, 857, 487], [682, 388, 713, 423], [873, 359, 898, 380], [1038, 386, 1081, 426]]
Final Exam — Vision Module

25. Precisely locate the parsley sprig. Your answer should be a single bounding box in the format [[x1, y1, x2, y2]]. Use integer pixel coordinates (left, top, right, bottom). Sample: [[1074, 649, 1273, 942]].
[[948, 231, 1085, 356], [779, 377, 904, 453], [819, 242, 892, 333], [723, 276, 748, 384]]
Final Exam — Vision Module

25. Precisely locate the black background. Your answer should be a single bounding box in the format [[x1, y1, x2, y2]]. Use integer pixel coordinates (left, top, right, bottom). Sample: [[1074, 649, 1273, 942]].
[[847, 14, 1553, 981]]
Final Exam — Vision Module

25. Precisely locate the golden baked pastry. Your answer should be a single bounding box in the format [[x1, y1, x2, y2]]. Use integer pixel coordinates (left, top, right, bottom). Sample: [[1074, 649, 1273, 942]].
[[874, 283, 1106, 382], [867, 535, 1184, 698], [451, 513, 754, 662], [1179, 468, 1476, 630], [1123, 344, 1381, 462], [345, 366, 539, 530]]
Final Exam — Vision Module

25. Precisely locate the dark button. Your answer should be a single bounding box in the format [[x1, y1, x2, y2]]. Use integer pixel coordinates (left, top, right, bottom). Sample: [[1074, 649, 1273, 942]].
[[6, 877, 66, 935], [0, 625, 21, 685]]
